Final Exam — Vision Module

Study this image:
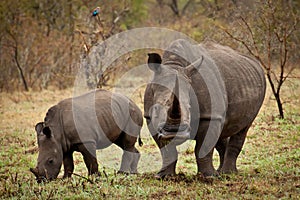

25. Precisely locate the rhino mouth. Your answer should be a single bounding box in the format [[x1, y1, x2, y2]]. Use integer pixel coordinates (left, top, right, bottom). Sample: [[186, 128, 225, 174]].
[[157, 123, 190, 141], [30, 168, 53, 183], [36, 176, 48, 183], [30, 168, 46, 183]]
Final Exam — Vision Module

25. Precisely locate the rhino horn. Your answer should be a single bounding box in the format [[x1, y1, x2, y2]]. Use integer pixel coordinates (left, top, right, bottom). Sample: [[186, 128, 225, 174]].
[[30, 167, 39, 177], [184, 56, 204, 78], [167, 76, 181, 122]]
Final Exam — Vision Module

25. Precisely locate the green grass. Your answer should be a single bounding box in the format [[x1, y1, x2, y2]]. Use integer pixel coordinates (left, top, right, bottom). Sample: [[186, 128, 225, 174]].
[[0, 77, 299, 199]]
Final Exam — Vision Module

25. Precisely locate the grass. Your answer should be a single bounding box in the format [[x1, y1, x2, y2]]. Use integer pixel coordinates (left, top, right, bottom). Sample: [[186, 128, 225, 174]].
[[0, 74, 299, 199]]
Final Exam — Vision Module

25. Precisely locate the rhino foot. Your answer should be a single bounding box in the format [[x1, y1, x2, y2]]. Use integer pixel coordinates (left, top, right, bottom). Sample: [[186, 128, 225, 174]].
[[154, 160, 177, 179], [155, 166, 177, 179], [199, 169, 219, 178], [154, 172, 176, 180], [117, 170, 130, 175], [218, 167, 238, 174]]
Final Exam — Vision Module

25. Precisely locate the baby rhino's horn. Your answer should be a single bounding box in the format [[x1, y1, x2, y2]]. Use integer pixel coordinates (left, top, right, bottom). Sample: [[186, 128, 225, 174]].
[[30, 167, 39, 177]]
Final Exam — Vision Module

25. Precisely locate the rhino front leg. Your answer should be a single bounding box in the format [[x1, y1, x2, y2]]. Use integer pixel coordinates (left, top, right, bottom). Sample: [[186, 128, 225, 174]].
[[77, 143, 99, 176], [155, 140, 178, 179], [147, 120, 178, 178], [220, 126, 249, 174], [194, 120, 221, 177], [195, 145, 217, 177], [63, 152, 74, 178]]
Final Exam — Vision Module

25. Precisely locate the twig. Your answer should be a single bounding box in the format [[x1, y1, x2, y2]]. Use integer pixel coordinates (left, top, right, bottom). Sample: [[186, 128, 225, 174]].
[[72, 172, 94, 184], [75, 30, 90, 53], [25, 146, 38, 154], [46, 189, 54, 200]]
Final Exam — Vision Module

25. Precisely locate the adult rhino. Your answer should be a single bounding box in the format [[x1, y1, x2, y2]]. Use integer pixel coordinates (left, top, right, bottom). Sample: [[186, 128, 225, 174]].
[[31, 89, 143, 182], [144, 39, 266, 178]]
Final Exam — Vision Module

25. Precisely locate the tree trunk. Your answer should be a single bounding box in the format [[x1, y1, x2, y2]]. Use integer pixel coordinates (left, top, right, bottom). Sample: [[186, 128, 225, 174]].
[[14, 48, 29, 91], [267, 73, 284, 119], [275, 93, 284, 119]]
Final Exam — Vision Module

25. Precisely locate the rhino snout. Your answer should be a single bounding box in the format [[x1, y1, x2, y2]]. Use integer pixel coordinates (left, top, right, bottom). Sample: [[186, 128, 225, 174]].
[[30, 167, 48, 183], [30, 167, 39, 177], [157, 123, 190, 142]]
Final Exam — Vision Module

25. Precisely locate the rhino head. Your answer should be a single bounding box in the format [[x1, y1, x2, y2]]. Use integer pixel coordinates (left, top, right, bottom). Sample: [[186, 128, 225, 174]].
[[145, 53, 203, 145], [30, 122, 63, 183]]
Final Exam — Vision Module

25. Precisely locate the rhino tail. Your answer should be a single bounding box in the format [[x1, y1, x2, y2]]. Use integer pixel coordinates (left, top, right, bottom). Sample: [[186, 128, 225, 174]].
[[138, 136, 143, 147]]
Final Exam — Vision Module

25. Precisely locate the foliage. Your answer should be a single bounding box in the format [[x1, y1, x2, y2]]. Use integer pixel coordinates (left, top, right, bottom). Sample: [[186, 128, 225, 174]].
[[123, 0, 147, 29], [0, 0, 79, 91], [1, 0, 298, 90], [0, 0, 143, 91], [209, 0, 300, 119]]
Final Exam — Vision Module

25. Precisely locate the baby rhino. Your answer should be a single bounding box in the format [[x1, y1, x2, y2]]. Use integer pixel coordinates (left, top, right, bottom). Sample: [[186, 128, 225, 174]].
[[30, 89, 143, 182]]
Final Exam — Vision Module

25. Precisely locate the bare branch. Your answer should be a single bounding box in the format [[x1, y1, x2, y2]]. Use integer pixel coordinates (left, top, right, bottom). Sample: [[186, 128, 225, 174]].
[[182, 0, 193, 15], [240, 16, 260, 56], [282, 66, 296, 82], [286, 19, 298, 39], [270, 70, 279, 84], [75, 29, 90, 53], [169, 0, 179, 16], [6, 28, 29, 91], [107, 7, 129, 37]]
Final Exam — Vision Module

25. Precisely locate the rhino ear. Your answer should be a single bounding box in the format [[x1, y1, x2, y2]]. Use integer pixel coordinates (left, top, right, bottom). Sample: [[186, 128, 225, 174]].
[[148, 53, 162, 73], [184, 56, 204, 78], [35, 122, 44, 135], [42, 126, 52, 138]]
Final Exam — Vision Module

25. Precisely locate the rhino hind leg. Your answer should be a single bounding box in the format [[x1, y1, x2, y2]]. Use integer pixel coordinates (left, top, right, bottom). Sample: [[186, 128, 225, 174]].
[[215, 138, 228, 172], [219, 126, 249, 174], [130, 148, 140, 174], [119, 150, 133, 173], [118, 148, 140, 174], [115, 131, 141, 174]]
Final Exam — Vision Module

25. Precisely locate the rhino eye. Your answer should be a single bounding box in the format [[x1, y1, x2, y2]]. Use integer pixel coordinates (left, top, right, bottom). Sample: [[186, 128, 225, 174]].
[[48, 159, 54, 164]]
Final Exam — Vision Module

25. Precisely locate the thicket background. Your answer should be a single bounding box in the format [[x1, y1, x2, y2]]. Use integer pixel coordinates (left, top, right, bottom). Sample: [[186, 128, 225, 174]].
[[1, 0, 299, 91]]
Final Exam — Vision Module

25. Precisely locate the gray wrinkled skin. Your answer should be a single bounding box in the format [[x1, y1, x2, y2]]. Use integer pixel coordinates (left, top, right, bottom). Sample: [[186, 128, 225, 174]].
[[144, 39, 266, 178], [31, 89, 143, 182]]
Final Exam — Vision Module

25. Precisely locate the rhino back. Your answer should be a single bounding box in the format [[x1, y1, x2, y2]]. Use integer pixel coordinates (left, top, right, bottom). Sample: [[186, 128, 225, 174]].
[[202, 41, 266, 101], [201, 42, 266, 136], [162, 39, 266, 137], [58, 90, 140, 149]]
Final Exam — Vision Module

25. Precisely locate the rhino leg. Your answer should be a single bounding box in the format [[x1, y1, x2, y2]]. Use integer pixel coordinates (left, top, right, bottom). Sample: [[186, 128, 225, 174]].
[[146, 119, 178, 178], [118, 149, 140, 174], [119, 151, 132, 173], [215, 138, 228, 172], [130, 148, 140, 174], [154, 135, 178, 179], [115, 132, 141, 174], [195, 145, 218, 177], [220, 126, 249, 174], [77, 143, 100, 176], [194, 120, 220, 177], [157, 144, 178, 178], [63, 152, 74, 178]]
